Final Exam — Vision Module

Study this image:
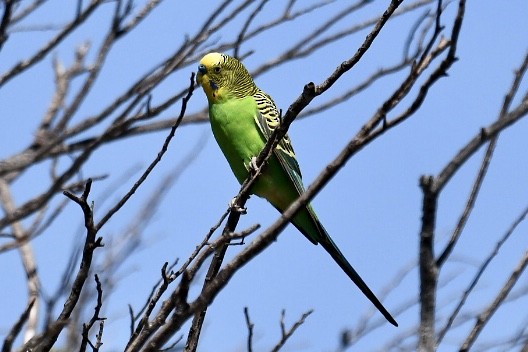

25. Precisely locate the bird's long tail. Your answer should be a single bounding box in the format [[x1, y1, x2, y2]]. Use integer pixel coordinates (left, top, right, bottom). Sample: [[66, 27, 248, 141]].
[[318, 231, 398, 327], [276, 201, 398, 326]]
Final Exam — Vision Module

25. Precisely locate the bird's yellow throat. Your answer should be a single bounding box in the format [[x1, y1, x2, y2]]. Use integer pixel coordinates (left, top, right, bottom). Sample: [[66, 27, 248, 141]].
[[198, 74, 228, 104]]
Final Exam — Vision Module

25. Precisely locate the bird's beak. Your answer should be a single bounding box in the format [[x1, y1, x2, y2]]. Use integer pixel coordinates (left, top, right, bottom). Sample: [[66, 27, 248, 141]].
[[196, 64, 207, 86], [196, 63, 219, 100]]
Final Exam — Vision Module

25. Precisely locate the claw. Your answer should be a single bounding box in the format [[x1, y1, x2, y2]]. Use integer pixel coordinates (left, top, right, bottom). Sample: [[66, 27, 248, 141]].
[[249, 157, 259, 174], [229, 197, 247, 214]]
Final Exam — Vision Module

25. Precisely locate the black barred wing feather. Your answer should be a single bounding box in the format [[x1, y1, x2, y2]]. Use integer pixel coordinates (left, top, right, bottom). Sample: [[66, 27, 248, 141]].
[[253, 90, 305, 195]]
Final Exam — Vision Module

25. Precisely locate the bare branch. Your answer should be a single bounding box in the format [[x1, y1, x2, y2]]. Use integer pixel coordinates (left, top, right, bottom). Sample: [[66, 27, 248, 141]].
[[233, 0, 269, 59], [41, 241, 81, 331], [96, 73, 195, 230], [0, 0, 14, 51], [0, 179, 41, 341], [242, 0, 336, 42], [0, 0, 103, 87], [39, 43, 91, 133], [299, 57, 414, 119], [438, 204, 528, 346], [270, 309, 313, 352], [80, 274, 106, 352], [119, 0, 162, 35], [417, 46, 528, 350], [250, 0, 434, 78], [415, 1, 466, 350], [244, 307, 254, 352], [436, 50, 528, 267], [23, 179, 103, 350], [11, 0, 47, 24], [460, 250, 528, 352], [343, 261, 417, 348], [1, 298, 36, 352]]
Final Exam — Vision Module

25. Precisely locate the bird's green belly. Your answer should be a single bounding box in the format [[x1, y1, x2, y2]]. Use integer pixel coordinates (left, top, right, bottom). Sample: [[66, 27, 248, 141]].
[[209, 100, 284, 201]]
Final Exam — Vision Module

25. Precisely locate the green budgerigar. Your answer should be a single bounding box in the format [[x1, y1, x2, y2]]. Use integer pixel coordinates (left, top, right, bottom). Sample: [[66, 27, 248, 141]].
[[197, 52, 397, 326]]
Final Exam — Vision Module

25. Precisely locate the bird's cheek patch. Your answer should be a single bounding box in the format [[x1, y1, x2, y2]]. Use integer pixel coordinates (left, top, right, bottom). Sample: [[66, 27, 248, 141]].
[[209, 81, 219, 98], [210, 81, 218, 91]]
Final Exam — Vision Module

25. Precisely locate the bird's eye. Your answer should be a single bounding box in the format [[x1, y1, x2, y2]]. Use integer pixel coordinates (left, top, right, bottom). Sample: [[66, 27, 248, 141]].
[[214, 66, 221, 73]]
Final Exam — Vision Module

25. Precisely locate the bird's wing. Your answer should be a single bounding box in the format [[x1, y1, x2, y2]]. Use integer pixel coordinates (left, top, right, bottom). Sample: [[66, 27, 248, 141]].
[[253, 91, 305, 196]]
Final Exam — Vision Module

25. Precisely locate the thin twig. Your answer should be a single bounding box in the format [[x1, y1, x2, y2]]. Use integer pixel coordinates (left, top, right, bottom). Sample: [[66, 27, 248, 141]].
[[126, 261, 177, 349], [1, 298, 36, 352], [438, 204, 528, 345], [270, 310, 314, 352], [0, 179, 41, 342], [80, 274, 106, 352], [96, 73, 195, 230], [0, 0, 14, 52], [436, 50, 528, 267], [233, 0, 269, 59], [23, 179, 103, 350], [0, 0, 103, 87], [11, 0, 47, 23], [460, 250, 528, 352], [244, 307, 254, 352]]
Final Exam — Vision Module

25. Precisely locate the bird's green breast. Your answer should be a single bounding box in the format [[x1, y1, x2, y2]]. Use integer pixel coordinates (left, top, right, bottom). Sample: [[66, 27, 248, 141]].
[[208, 96, 295, 208], [209, 96, 266, 184]]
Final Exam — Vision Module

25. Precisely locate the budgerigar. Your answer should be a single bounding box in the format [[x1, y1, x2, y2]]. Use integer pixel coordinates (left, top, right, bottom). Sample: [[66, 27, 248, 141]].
[[196, 52, 397, 326]]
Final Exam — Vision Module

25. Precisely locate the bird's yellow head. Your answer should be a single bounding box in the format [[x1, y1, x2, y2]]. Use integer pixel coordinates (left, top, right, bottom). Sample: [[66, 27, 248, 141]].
[[196, 52, 257, 103]]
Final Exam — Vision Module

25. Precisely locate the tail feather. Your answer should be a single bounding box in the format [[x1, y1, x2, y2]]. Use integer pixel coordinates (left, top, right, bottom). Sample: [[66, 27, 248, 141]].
[[318, 232, 398, 327], [275, 202, 398, 326]]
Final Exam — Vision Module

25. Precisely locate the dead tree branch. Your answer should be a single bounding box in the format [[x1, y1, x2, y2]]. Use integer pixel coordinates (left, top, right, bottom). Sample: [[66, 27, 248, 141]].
[[270, 309, 314, 352], [79, 274, 106, 352], [460, 250, 528, 352]]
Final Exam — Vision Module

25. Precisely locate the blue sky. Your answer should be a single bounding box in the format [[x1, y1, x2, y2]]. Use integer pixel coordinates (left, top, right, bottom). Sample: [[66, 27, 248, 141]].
[[1, 1, 528, 351]]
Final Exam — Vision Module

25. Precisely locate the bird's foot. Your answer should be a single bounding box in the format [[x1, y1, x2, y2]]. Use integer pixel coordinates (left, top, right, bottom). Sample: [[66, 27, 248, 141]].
[[229, 197, 247, 214], [249, 157, 259, 175]]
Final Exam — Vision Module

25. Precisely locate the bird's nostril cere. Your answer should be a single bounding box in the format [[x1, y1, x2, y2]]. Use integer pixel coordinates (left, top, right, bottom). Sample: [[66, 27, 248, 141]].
[[198, 64, 207, 74]]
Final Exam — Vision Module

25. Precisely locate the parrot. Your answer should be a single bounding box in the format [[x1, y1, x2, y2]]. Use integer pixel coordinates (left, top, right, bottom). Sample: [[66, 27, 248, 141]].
[[196, 52, 397, 327]]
